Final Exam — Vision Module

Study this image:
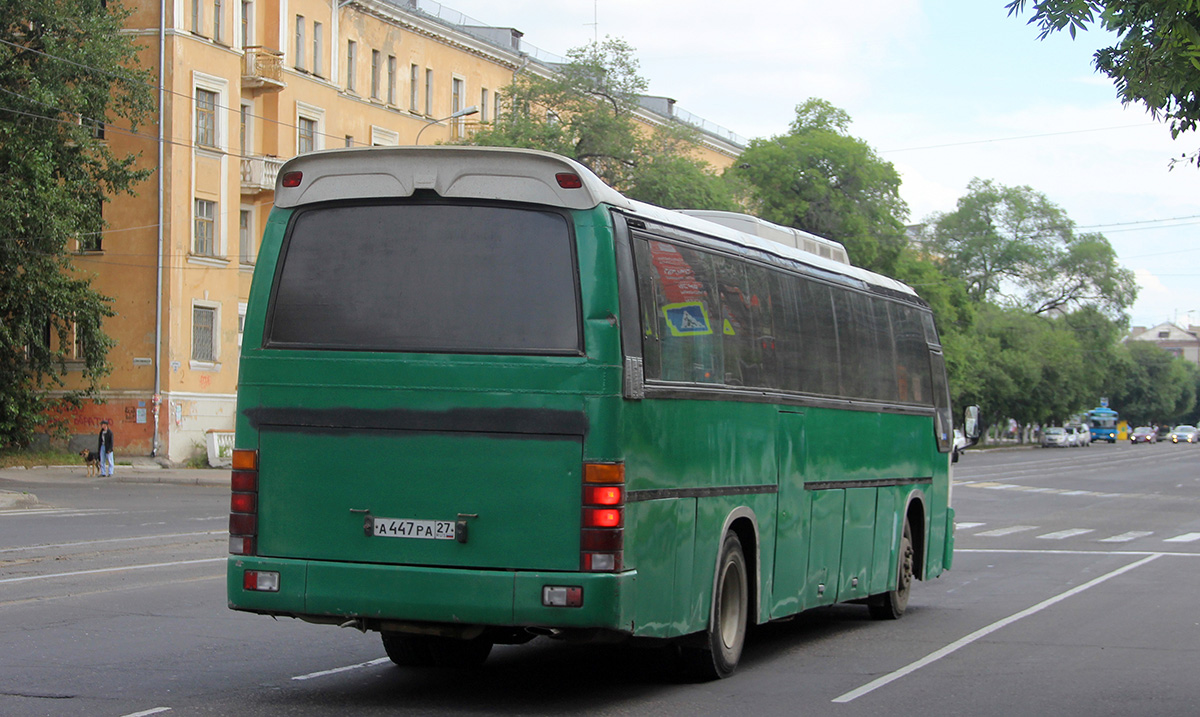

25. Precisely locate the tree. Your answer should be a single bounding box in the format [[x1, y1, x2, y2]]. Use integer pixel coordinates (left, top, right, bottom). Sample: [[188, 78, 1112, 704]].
[[1007, 0, 1200, 166], [1110, 341, 1198, 425], [461, 38, 737, 210], [919, 178, 1137, 319], [0, 0, 153, 449], [729, 99, 909, 274]]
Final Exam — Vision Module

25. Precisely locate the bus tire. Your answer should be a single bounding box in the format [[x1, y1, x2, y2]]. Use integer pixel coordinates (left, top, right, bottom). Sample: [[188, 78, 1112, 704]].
[[869, 520, 913, 620], [681, 531, 749, 680], [381, 632, 435, 667]]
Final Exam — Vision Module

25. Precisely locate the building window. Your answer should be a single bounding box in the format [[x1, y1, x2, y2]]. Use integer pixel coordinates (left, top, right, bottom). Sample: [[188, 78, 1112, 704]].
[[346, 41, 356, 92], [213, 0, 223, 43], [409, 63, 419, 112], [239, 209, 254, 264], [194, 199, 217, 255], [192, 305, 217, 362], [480, 88, 488, 122], [494, 91, 502, 122], [238, 303, 248, 347], [191, 0, 202, 34], [72, 321, 86, 360], [294, 15, 305, 71], [387, 55, 396, 105], [239, 102, 250, 153], [451, 77, 464, 139], [298, 116, 316, 154], [195, 89, 218, 148], [312, 22, 323, 77], [370, 50, 380, 99], [345, 134, 354, 147], [240, 0, 252, 48], [424, 68, 433, 116]]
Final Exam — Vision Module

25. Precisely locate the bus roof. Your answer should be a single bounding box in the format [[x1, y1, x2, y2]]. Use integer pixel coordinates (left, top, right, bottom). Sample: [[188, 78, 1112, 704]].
[[274, 146, 917, 299]]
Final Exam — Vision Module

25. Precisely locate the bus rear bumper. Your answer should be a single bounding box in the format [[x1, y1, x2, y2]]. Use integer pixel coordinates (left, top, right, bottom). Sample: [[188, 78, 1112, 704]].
[[228, 556, 635, 632]]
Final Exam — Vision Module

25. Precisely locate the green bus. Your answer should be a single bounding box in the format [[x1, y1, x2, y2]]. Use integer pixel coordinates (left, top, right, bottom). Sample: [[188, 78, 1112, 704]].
[[228, 146, 978, 680]]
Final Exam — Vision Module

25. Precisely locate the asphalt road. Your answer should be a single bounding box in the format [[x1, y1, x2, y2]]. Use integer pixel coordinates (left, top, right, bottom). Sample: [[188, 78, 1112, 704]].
[[1, 441, 1197, 716]]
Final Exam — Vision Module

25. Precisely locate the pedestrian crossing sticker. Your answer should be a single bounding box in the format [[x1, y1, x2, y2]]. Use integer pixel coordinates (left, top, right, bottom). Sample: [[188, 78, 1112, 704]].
[[662, 302, 712, 337]]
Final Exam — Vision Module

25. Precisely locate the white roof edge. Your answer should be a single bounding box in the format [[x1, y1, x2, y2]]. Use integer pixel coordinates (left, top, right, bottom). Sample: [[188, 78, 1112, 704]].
[[273, 146, 917, 299], [627, 202, 916, 297], [274, 146, 630, 211]]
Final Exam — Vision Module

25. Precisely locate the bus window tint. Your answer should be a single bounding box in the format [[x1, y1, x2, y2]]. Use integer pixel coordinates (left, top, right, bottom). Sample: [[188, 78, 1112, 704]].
[[768, 272, 803, 392], [634, 238, 722, 383], [266, 204, 580, 354], [713, 258, 776, 388], [890, 303, 928, 403], [795, 278, 840, 396]]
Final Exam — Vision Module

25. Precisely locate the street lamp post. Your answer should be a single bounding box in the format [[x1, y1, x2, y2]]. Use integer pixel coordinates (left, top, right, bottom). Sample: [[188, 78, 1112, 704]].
[[414, 105, 479, 145]]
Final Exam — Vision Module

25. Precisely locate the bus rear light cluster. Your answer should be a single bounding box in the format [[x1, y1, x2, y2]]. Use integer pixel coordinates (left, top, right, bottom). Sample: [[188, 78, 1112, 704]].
[[581, 462, 624, 572], [243, 570, 279, 592], [229, 449, 259, 556], [542, 585, 583, 608]]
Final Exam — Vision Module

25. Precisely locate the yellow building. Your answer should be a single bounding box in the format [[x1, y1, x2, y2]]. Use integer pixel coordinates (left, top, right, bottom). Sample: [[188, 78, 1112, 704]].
[[74, 0, 744, 462]]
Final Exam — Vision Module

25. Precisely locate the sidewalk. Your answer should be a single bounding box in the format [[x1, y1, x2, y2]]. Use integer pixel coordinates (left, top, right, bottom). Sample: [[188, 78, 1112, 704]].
[[0, 456, 231, 509]]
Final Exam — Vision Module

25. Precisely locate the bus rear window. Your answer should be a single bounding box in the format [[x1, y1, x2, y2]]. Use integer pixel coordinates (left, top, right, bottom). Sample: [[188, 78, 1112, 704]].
[[265, 203, 581, 354]]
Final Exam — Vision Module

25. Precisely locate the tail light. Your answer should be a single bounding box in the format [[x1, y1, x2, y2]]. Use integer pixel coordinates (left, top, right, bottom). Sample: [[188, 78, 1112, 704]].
[[581, 462, 624, 572], [229, 449, 258, 556]]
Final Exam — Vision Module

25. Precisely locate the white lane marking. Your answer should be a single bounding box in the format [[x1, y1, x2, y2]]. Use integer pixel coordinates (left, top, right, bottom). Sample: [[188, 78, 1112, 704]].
[[832, 554, 1163, 704], [1037, 529, 1095, 540], [975, 525, 1037, 537], [1, 508, 117, 517], [292, 657, 391, 681], [120, 708, 171, 717], [1100, 531, 1154, 543], [1164, 532, 1200, 543], [0, 558, 224, 584], [0, 531, 225, 554], [955, 522, 985, 529]]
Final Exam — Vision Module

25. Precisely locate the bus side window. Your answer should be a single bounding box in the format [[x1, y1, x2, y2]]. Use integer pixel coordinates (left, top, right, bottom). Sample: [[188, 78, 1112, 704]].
[[712, 257, 776, 389], [632, 237, 722, 384]]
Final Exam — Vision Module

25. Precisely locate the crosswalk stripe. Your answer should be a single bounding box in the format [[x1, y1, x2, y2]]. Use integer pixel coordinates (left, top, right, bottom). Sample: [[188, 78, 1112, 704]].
[[1163, 533, 1200, 543], [1037, 529, 1095, 540], [956, 522, 986, 529], [1100, 531, 1154, 543], [975, 525, 1037, 537]]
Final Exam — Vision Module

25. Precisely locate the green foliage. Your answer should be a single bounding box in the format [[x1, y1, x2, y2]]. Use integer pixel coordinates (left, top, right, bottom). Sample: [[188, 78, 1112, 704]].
[[1111, 341, 1199, 425], [729, 99, 909, 275], [919, 178, 1136, 318], [1007, 0, 1200, 166], [461, 38, 736, 211], [0, 0, 153, 449]]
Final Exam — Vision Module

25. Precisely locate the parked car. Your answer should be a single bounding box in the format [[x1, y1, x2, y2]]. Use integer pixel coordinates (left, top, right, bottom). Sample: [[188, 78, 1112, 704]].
[[1068, 425, 1091, 447], [1168, 425, 1199, 444], [1043, 426, 1070, 447], [1130, 426, 1157, 444]]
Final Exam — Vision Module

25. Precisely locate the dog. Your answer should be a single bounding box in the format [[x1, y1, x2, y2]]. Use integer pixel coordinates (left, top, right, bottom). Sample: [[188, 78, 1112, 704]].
[[80, 449, 101, 477]]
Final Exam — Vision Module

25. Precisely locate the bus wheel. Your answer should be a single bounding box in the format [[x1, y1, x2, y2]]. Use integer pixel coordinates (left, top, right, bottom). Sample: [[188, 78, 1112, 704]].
[[381, 632, 435, 667], [681, 531, 749, 680], [869, 521, 913, 620]]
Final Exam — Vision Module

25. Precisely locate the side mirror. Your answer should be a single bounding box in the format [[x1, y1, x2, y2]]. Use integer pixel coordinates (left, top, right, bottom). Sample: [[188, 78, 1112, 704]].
[[964, 405, 981, 440]]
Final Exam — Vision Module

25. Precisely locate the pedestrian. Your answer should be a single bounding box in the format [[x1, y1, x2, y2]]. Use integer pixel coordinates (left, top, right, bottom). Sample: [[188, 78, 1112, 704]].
[[98, 420, 115, 477]]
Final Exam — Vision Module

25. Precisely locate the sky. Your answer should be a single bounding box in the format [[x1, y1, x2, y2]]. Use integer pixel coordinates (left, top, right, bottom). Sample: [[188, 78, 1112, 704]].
[[429, 0, 1200, 330]]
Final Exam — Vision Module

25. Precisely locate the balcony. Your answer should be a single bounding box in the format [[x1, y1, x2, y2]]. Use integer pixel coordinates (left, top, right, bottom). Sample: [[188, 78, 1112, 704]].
[[242, 46, 285, 91], [241, 155, 284, 194]]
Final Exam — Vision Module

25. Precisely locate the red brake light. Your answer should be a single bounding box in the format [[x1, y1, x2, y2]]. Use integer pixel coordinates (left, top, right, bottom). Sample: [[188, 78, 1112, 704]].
[[555, 172, 583, 189], [584, 507, 622, 528], [230, 492, 257, 513], [584, 485, 622, 506], [281, 171, 302, 188]]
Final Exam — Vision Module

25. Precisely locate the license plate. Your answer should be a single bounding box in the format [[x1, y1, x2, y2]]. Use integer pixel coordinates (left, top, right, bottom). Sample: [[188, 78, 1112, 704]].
[[371, 517, 455, 540]]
